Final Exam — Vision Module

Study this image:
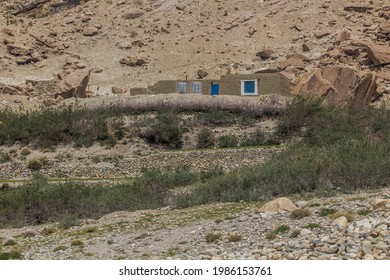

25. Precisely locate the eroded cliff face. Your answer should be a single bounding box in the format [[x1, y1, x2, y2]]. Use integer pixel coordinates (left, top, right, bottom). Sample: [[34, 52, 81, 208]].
[[0, 0, 389, 108]]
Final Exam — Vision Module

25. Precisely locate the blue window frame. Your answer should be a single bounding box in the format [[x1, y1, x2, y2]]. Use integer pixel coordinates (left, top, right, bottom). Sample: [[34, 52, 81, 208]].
[[241, 80, 257, 95]]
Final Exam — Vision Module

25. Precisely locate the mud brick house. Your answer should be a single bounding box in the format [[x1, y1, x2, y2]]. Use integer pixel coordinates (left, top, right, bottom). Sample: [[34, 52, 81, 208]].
[[130, 73, 291, 96]]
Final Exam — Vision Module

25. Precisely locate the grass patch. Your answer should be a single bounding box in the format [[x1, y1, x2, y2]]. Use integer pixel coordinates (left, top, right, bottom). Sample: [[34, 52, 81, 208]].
[[274, 225, 290, 234], [174, 97, 390, 208], [290, 208, 311, 219], [227, 233, 242, 242], [304, 223, 321, 229], [205, 232, 222, 243], [0, 251, 23, 260], [53, 245, 68, 252], [357, 209, 372, 216], [319, 208, 337, 217], [70, 239, 84, 247]]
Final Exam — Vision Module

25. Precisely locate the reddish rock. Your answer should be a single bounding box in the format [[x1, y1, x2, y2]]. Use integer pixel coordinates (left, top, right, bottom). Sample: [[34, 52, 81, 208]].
[[54, 69, 90, 99], [121, 8, 144, 20], [277, 57, 305, 71], [294, 66, 378, 109], [364, 44, 390, 66]]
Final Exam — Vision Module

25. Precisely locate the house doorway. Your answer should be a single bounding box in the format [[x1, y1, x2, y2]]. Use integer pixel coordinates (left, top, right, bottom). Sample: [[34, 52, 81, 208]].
[[211, 83, 219, 96]]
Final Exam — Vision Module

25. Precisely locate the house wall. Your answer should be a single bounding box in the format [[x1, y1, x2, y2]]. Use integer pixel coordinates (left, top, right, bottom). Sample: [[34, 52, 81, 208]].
[[130, 73, 291, 96], [219, 73, 291, 96], [151, 80, 213, 95]]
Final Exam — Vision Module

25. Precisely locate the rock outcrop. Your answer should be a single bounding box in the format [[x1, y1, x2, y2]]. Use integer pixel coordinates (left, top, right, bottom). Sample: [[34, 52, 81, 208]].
[[294, 66, 378, 109], [54, 69, 91, 99], [258, 197, 298, 213]]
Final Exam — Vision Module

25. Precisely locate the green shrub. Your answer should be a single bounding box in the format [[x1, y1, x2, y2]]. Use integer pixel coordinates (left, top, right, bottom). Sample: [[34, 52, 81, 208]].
[[274, 225, 290, 234], [20, 148, 31, 157], [240, 129, 266, 147], [276, 96, 323, 138], [304, 223, 321, 229], [227, 233, 242, 242], [196, 128, 215, 149], [142, 111, 185, 149], [290, 208, 311, 219], [0, 152, 11, 163], [319, 208, 337, 217], [70, 239, 84, 247], [218, 135, 238, 148], [357, 209, 372, 216], [27, 158, 43, 170], [290, 229, 300, 238], [0, 251, 23, 260], [205, 232, 222, 242]]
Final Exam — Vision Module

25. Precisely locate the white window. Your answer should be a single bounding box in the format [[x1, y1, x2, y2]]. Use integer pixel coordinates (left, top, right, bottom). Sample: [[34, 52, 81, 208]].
[[192, 82, 202, 94], [241, 80, 258, 95], [177, 82, 187, 94]]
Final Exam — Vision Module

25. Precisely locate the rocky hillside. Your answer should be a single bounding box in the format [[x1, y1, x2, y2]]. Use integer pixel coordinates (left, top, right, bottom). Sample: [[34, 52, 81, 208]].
[[0, 0, 389, 108], [1, 187, 389, 260]]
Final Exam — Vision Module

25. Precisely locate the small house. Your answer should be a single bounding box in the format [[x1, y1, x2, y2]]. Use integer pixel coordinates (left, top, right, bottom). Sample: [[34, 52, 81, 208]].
[[130, 73, 291, 97]]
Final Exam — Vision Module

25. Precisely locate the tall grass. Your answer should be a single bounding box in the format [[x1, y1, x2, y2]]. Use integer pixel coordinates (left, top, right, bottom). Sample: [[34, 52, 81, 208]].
[[175, 98, 390, 208], [0, 168, 223, 228]]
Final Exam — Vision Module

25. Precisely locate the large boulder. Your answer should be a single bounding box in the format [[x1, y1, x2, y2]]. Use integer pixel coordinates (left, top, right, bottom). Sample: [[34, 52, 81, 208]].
[[364, 44, 390, 66], [54, 69, 90, 99], [294, 66, 378, 109], [258, 197, 298, 213]]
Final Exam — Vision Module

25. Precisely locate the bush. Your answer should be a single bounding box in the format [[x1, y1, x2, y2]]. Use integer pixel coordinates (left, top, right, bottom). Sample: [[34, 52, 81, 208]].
[[27, 158, 43, 170], [240, 129, 266, 147], [218, 135, 238, 148], [227, 233, 242, 242], [0, 251, 23, 260], [0, 152, 11, 163], [196, 128, 215, 149], [20, 148, 31, 157], [276, 95, 323, 138], [142, 111, 185, 149], [205, 232, 222, 243], [290, 208, 311, 219]]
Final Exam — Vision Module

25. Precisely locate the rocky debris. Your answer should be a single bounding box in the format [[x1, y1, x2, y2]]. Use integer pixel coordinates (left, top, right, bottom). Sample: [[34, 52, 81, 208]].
[[258, 197, 298, 213], [54, 69, 91, 99], [1, 187, 388, 260], [314, 31, 331, 39], [176, 0, 195, 11], [332, 216, 349, 231], [294, 66, 378, 109], [24, 228, 39, 238], [222, 11, 254, 31], [121, 8, 144, 20], [277, 57, 305, 71], [302, 42, 313, 52], [256, 49, 274, 60], [344, 4, 373, 13], [120, 56, 147, 67], [197, 69, 208, 79], [0, 83, 22, 95], [82, 26, 98, 36], [111, 86, 126, 95], [372, 199, 390, 210], [363, 44, 390, 66], [2, 236, 17, 246]]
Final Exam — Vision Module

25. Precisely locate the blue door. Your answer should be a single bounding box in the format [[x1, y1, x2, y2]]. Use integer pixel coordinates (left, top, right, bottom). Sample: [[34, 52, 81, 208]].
[[211, 84, 219, 96]]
